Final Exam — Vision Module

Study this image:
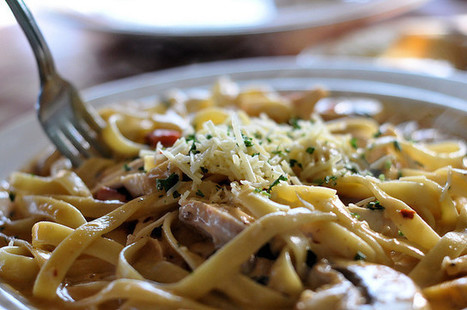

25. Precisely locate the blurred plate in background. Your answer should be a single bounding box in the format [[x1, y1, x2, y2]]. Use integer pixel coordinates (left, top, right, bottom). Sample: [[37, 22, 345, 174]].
[[39, 0, 429, 37]]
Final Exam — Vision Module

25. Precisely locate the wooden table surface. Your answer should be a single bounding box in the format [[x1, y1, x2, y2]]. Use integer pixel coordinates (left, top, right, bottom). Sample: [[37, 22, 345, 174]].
[[0, 0, 466, 130]]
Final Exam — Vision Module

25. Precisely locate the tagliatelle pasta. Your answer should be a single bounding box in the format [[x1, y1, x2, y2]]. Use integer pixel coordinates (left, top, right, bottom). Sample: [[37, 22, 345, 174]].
[[0, 77, 466, 309]]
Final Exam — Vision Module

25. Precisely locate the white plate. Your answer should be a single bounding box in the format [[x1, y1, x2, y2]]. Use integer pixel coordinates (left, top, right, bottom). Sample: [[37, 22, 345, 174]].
[[40, 0, 429, 37], [0, 55, 466, 307]]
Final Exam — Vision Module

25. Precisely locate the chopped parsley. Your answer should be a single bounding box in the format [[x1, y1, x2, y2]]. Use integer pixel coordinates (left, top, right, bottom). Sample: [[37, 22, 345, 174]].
[[289, 159, 303, 169], [242, 134, 253, 147], [354, 251, 366, 261], [254, 188, 271, 197], [123, 164, 131, 171], [189, 142, 200, 155], [306, 147, 315, 154], [268, 175, 288, 193], [251, 152, 260, 157], [350, 212, 361, 219], [378, 174, 386, 181], [373, 130, 382, 138], [350, 137, 358, 149], [398, 230, 405, 237], [186, 135, 200, 154], [393, 140, 402, 152], [206, 134, 212, 140], [272, 149, 284, 156], [289, 117, 301, 130], [186, 134, 196, 142], [196, 189, 205, 198], [345, 164, 359, 174], [366, 200, 385, 211], [156, 173, 179, 192]]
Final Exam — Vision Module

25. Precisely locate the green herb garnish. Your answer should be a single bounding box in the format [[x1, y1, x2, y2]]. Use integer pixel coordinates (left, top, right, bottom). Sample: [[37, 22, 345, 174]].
[[242, 134, 253, 147], [350, 137, 358, 149], [156, 173, 179, 192], [366, 200, 385, 210], [268, 175, 288, 192], [254, 188, 271, 198], [289, 159, 303, 169], [393, 140, 402, 152], [373, 130, 382, 138], [289, 118, 301, 130]]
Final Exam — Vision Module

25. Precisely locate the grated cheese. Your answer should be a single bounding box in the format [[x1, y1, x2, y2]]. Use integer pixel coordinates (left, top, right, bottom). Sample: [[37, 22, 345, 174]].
[[151, 110, 352, 193]]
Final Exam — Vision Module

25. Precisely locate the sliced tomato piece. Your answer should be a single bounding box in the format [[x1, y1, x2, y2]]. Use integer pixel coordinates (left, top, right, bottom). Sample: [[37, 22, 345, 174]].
[[145, 129, 181, 148]]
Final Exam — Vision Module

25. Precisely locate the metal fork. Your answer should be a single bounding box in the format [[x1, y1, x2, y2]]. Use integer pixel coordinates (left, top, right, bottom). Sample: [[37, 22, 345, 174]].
[[6, 0, 110, 166]]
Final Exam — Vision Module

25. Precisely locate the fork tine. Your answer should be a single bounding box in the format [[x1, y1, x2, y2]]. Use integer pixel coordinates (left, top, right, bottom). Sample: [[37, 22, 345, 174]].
[[60, 122, 94, 159], [72, 118, 112, 157], [46, 128, 84, 167]]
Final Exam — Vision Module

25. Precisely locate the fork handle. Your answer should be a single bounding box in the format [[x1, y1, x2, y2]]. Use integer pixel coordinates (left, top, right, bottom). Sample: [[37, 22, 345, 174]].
[[6, 0, 57, 86]]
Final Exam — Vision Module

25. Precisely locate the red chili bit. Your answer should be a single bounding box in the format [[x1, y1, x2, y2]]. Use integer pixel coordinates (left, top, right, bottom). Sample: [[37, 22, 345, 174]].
[[399, 209, 416, 219], [145, 129, 181, 148]]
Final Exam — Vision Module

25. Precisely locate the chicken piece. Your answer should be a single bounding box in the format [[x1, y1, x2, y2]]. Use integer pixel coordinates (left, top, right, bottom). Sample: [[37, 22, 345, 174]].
[[298, 261, 364, 310], [178, 200, 250, 248], [290, 86, 329, 120], [297, 260, 428, 310], [237, 89, 292, 123]]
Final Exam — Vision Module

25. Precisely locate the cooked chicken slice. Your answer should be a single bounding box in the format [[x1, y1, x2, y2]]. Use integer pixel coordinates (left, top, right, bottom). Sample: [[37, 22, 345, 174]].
[[297, 260, 428, 310], [120, 173, 154, 197], [178, 200, 250, 248], [298, 261, 364, 310], [333, 260, 428, 309], [290, 86, 329, 120]]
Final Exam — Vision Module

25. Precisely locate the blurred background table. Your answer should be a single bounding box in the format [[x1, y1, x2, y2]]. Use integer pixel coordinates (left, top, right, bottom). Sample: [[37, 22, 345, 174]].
[[0, 0, 466, 130]]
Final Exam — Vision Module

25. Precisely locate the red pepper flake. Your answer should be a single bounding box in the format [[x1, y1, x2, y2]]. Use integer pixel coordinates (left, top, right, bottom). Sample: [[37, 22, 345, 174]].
[[399, 209, 416, 219], [53, 269, 58, 277], [145, 129, 181, 148]]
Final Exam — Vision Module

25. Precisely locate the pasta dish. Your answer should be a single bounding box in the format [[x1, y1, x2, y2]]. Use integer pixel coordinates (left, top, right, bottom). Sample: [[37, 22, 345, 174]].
[[0, 77, 466, 309]]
